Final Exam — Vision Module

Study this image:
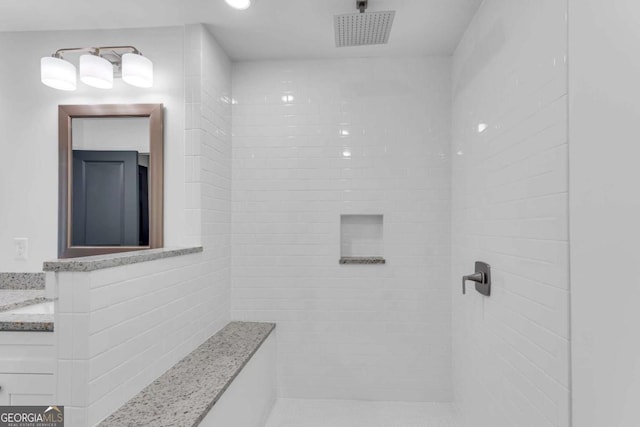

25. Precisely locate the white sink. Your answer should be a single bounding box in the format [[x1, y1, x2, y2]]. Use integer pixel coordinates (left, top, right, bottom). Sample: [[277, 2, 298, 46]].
[[6, 301, 54, 315]]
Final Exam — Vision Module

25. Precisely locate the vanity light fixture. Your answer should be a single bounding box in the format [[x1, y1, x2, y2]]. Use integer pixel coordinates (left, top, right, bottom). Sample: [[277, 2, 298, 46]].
[[225, 0, 253, 10], [122, 53, 154, 88], [41, 56, 77, 91], [80, 53, 113, 89], [41, 46, 153, 91]]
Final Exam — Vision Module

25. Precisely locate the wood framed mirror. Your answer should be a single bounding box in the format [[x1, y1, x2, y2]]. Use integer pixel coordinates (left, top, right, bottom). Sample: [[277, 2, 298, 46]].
[[58, 104, 164, 258]]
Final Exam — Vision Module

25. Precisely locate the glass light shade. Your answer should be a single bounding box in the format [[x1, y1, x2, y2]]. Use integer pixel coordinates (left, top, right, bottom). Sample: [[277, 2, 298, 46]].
[[41, 57, 76, 91], [79, 54, 113, 89], [122, 53, 153, 88], [225, 0, 251, 9]]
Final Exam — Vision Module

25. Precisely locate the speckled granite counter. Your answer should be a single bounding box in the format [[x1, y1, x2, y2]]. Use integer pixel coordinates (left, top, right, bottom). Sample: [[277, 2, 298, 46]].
[[0, 272, 45, 289], [98, 321, 275, 427], [0, 312, 53, 332], [0, 289, 53, 332], [339, 256, 386, 264], [43, 246, 203, 272]]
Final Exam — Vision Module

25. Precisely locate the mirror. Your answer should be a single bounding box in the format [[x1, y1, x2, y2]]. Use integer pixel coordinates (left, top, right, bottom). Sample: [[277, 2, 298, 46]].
[[58, 104, 163, 258]]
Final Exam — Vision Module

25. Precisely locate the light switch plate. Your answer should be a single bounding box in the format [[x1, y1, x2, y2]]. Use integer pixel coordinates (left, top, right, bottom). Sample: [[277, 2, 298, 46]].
[[14, 237, 28, 260]]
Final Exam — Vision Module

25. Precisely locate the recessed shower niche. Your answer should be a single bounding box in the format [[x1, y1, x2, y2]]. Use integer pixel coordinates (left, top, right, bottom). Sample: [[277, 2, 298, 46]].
[[339, 214, 386, 264]]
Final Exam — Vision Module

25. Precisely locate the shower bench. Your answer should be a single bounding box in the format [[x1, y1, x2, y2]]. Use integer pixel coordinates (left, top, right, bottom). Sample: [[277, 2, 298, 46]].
[[98, 321, 276, 427]]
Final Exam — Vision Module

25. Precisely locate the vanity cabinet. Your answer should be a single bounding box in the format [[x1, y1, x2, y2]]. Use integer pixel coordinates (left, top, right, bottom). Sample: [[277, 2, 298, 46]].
[[0, 374, 54, 405], [0, 332, 55, 405]]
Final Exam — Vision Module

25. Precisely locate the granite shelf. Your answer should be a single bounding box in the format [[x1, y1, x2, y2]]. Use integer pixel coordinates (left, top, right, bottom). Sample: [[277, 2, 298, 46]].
[[339, 257, 386, 265]]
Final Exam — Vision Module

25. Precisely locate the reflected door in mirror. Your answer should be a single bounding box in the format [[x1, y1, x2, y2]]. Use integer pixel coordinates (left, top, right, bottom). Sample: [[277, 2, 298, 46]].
[[72, 150, 149, 246], [71, 116, 151, 247]]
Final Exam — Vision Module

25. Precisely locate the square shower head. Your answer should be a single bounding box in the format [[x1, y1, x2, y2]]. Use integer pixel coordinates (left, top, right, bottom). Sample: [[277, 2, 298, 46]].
[[334, 10, 396, 47]]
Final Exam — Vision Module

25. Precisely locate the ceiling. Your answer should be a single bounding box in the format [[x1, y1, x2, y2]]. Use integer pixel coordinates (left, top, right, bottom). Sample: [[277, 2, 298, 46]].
[[0, 0, 483, 60]]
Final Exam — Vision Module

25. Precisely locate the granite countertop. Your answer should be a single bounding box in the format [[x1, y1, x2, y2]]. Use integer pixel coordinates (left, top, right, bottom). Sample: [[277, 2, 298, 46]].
[[0, 272, 45, 290], [99, 321, 276, 427], [0, 312, 53, 332], [0, 289, 53, 332], [43, 247, 203, 272]]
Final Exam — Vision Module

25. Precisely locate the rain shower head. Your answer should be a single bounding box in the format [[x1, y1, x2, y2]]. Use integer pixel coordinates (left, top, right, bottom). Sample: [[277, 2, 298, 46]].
[[334, 1, 396, 48]]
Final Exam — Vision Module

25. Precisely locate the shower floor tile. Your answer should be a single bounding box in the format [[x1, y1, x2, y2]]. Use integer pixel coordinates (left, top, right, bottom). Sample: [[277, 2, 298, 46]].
[[265, 399, 460, 427]]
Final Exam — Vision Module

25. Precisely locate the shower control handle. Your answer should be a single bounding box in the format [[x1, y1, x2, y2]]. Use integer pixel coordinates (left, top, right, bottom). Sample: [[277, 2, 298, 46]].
[[462, 262, 491, 296], [462, 272, 484, 294]]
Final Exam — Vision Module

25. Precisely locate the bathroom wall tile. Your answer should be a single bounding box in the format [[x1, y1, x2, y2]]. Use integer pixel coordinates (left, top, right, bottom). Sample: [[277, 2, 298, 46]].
[[71, 314, 90, 360], [231, 57, 452, 401], [65, 407, 88, 427], [56, 272, 74, 314], [55, 314, 75, 360], [55, 250, 222, 425], [53, 24, 233, 425], [56, 360, 74, 405], [69, 361, 89, 407], [71, 272, 90, 313], [451, 1, 570, 426]]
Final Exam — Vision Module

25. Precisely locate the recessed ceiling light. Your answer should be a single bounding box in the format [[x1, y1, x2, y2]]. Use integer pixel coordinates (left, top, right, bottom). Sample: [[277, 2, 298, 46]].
[[225, 0, 252, 10]]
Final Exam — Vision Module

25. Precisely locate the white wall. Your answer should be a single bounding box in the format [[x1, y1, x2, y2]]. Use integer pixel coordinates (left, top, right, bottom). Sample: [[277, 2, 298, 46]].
[[451, 1, 571, 426], [231, 57, 452, 401], [569, 0, 640, 425], [0, 27, 184, 272], [53, 251, 225, 426]]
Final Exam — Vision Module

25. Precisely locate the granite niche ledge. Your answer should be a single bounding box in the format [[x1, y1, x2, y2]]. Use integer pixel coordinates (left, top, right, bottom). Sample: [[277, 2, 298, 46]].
[[339, 257, 386, 265], [43, 247, 203, 273]]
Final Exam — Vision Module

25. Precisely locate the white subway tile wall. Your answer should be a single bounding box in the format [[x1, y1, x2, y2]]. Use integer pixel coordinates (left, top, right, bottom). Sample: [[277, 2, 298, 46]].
[[231, 58, 452, 401], [184, 24, 232, 326], [54, 25, 233, 426], [451, 1, 570, 426], [55, 253, 223, 425]]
